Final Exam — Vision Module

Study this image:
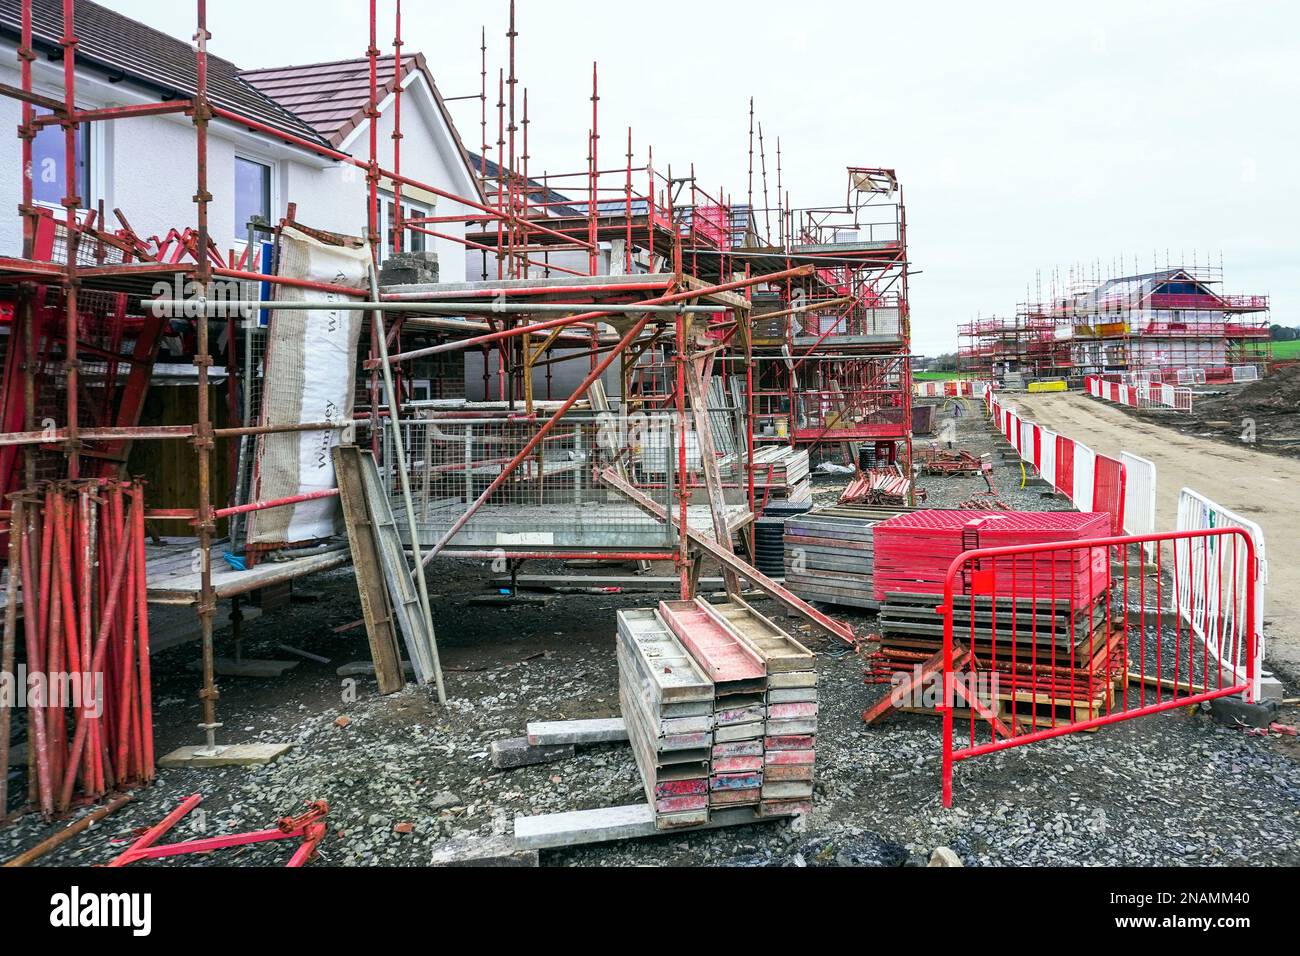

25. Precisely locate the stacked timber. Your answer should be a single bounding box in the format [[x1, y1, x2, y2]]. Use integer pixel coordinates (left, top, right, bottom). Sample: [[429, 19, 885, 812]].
[[659, 599, 767, 809], [748, 446, 811, 503], [616, 609, 716, 828], [781, 504, 913, 610], [705, 599, 818, 817]]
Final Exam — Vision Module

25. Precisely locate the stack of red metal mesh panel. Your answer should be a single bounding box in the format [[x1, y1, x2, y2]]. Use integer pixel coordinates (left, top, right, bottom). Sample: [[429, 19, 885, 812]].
[[872, 510, 1112, 605]]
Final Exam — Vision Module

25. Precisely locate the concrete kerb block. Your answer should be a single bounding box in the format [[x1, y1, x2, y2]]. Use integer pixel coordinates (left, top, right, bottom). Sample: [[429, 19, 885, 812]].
[[1209, 696, 1279, 729], [490, 737, 575, 769]]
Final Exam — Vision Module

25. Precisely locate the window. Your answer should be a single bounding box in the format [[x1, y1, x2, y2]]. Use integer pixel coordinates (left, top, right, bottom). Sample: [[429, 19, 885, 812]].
[[235, 157, 272, 241], [31, 107, 90, 206], [382, 196, 431, 258]]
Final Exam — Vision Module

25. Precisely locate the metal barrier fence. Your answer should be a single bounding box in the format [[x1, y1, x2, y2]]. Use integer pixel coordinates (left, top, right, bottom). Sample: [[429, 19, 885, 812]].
[[939, 527, 1258, 805], [1232, 365, 1260, 383], [378, 411, 746, 555], [1175, 488, 1268, 701], [1120, 452, 1157, 559], [1086, 375, 1193, 413]]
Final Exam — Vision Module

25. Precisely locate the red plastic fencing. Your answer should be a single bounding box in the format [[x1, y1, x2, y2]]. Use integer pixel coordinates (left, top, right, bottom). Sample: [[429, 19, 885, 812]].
[[1054, 434, 1074, 499], [939, 527, 1258, 806], [1092, 454, 1126, 534], [872, 510, 1112, 604]]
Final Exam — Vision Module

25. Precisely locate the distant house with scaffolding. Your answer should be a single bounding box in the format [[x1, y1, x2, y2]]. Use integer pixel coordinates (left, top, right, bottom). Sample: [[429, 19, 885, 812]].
[[959, 265, 1271, 384]]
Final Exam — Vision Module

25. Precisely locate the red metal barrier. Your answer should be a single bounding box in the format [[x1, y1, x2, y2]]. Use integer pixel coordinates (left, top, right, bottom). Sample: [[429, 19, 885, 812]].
[[938, 527, 1257, 806]]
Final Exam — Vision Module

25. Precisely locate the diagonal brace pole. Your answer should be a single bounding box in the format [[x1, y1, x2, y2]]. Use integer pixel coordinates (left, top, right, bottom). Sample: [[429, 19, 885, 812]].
[[598, 468, 854, 643]]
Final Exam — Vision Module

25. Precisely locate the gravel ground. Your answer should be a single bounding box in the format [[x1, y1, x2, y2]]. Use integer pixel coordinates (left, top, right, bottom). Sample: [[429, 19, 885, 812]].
[[3, 401, 1297, 867], [894, 398, 1071, 513]]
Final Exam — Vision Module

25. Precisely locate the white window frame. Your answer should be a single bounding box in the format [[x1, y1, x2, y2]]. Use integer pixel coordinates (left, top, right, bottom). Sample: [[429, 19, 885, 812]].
[[29, 84, 101, 216], [233, 152, 280, 246], [379, 192, 434, 260]]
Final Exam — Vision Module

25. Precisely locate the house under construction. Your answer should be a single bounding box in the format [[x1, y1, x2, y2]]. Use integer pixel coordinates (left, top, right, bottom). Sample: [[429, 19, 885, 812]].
[[0, 0, 908, 820], [960, 264, 1271, 385]]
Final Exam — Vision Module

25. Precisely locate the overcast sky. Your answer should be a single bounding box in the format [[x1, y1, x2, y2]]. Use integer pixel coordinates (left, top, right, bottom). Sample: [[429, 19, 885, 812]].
[[105, 0, 1299, 355]]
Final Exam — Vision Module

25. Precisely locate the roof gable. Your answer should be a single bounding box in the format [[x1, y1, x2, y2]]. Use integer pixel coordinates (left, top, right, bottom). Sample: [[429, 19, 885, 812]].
[[243, 52, 483, 201]]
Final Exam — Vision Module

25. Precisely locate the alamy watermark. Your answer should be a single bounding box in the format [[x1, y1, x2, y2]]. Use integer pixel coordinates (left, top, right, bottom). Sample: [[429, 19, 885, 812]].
[[1, 667, 104, 718]]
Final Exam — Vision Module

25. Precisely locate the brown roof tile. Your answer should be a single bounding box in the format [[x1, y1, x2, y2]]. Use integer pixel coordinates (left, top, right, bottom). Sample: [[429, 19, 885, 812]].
[[241, 54, 414, 147], [0, 0, 329, 148], [243, 52, 485, 199]]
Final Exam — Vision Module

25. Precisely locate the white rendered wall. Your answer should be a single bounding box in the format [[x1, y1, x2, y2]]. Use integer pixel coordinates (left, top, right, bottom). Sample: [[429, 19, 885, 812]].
[[1, 45, 474, 271]]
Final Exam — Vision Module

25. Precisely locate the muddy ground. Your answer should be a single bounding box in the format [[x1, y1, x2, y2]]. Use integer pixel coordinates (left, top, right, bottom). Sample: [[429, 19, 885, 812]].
[[3, 400, 1298, 867], [1093, 365, 1300, 459]]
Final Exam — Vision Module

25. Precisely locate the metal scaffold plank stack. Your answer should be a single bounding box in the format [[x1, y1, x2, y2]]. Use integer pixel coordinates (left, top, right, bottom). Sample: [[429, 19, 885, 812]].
[[748, 446, 811, 503], [615, 608, 715, 829], [782, 504, 914, 610], [658, 599, 768, 810], [704, 599, 818, 816]]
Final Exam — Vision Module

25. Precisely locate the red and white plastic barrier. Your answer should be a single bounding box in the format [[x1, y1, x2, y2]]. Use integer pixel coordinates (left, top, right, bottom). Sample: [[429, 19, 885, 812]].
[[1120, 452, 1157, 556], [984, 398, 1269, 701], [1085, 375, 1193, 413], [913, 379, 989, 399], [1175, 488, 1270, 702], [988, 394, 1126, 534]]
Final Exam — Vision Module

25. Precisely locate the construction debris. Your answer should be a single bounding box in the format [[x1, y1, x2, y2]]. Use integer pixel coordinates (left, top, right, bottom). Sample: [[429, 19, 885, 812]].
[[838, 466, 915, 505], [748, 446, 812, 505], [916, 448, 984, 476], [107, 794, 329, 868], [489, 738, 575, 770]]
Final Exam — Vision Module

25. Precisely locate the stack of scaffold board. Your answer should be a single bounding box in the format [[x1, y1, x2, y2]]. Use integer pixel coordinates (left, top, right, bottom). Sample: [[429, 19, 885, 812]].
[[617, 597, 823, 830], [748, 446, 811, 503], [616, 608, 715, 828], [659, 600, 768, 810], [706, 599, 818, 816], [781, 504, 914, 610]]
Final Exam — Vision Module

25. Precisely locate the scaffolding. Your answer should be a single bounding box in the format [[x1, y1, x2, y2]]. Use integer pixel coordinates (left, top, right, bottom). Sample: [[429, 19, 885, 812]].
[[960, 260, 1270, 384], [740, 167, 913, 474], [0, 0, 875, 820]]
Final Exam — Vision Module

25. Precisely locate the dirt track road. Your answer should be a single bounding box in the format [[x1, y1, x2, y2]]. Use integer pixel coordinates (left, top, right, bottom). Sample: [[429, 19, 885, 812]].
[[1008, 390, 1300, 686]]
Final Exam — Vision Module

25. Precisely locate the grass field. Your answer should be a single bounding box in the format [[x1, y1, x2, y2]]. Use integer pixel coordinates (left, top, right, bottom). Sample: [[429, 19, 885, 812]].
[[913, 370, 976, 381], [1269, 340, 1300, 360]]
